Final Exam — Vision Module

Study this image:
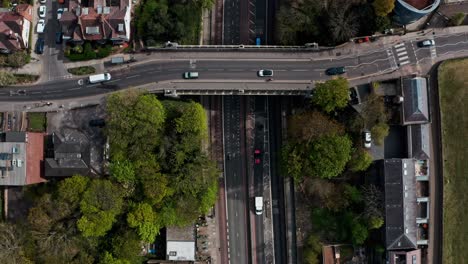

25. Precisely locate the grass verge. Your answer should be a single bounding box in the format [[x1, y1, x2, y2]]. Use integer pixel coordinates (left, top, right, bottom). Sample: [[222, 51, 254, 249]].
[[27, 112, 46, 132], [438, 59, 468, 264], [68, 66, 96, 75]]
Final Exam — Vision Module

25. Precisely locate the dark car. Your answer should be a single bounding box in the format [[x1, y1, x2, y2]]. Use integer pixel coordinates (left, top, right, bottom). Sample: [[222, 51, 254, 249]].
[[89, 119, 106, 127], [325, 66, 346, 76], [417, 39, 435, 47], [55, 32, 62, 44], [35, 38, 44, 54]]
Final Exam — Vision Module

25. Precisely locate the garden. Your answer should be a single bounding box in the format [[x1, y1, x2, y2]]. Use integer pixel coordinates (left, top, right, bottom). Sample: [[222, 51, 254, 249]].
[[65, 42, 113, 61]]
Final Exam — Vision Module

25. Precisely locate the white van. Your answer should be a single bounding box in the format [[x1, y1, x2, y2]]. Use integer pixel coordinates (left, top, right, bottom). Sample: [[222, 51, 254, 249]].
[[183, 72, 199, 79], [88, 73, 111, 84], [255, 196, 263, 215]]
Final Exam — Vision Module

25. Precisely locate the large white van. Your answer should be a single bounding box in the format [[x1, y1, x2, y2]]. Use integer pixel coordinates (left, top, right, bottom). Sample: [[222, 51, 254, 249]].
[[88, 73, 111, 84], [255, 196, 263, 215]]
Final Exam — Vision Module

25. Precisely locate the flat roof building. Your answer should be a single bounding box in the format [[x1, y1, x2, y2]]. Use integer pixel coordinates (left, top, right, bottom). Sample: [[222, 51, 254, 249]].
[[166, 226, 195, 261]]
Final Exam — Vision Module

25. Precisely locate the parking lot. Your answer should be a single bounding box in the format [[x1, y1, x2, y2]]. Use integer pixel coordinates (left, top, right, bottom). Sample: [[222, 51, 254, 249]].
[[33, 0, 70, 81]]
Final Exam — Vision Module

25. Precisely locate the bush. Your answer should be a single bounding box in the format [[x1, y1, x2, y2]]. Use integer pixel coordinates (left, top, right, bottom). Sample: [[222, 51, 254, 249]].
[[66, 42, 97, 61], [0, 51, 31, 68], [451, 12, 465, 26], [97, 45, 112, 58], [348, 149, 372, 172], [371, 122, 389, 145], [14, 74, 39, 84], [0, 71, 17, 86], [67, 66, 96, 75]]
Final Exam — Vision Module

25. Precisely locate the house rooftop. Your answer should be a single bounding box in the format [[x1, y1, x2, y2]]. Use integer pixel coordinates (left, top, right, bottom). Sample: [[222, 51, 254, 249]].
[[402, 77, 430, 125], [407, 124, 430, 160], [166, 226, 195, 261], [383, 159, 418, 250]]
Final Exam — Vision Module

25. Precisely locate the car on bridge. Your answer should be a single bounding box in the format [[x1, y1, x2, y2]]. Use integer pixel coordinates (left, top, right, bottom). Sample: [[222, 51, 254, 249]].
[[325, 66, 346, 76], [257, 69, 273, 77], [183, 72, 199, 79], [418, 39, 435, 47]]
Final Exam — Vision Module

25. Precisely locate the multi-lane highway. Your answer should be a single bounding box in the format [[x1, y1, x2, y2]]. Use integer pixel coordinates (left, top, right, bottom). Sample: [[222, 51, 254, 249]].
[[3, 31, 468, 102]]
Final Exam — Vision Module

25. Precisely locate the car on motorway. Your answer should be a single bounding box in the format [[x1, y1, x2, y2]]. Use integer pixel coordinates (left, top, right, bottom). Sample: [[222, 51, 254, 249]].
[[257, 69, 273, 77], [39, 5, 47, 18], [35, 38, 44, 54], [37, 19, 45, 33], [418, 39, 435, 47], [254, 149, 261, 164], [17, 90, 26, 95], [183, 72, 199, 79], [255, 196, 263, 215], [363, 130, 372, 148], [55, 32, 62, 44], [325, 66, 346, 76], [40, 0, 46, 3], [57, 8, 63, 20]]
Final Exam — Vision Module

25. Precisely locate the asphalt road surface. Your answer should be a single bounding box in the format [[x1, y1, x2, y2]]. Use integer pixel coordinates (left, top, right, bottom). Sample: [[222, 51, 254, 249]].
[[223, 96, 250, 264], [253, 96, 267, 263], [3, 32, 468, 102]]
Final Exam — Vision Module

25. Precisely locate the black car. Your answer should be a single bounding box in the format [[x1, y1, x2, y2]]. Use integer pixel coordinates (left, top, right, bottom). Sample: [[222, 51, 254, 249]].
[[325, 66, 346, 75], [55, 32, 62, 44], [35, 38, 44, 54], [89, 119, 106, 127]]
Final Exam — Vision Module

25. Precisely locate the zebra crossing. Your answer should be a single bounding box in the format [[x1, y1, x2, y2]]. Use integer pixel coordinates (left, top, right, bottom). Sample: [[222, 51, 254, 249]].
[[430, 45, 437, 59], [394, 43, 410, 66]]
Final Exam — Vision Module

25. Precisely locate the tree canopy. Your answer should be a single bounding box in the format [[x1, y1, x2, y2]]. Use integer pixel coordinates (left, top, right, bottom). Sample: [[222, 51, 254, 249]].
[[309, 135, 353, 179], [312, 78, 350, 113], [373, 0, 395, 17]]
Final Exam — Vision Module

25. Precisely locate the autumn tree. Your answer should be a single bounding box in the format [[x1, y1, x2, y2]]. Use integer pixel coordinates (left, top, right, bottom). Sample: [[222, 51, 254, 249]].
[[312, 77, 350, 113], [373, 0, 395, 17]]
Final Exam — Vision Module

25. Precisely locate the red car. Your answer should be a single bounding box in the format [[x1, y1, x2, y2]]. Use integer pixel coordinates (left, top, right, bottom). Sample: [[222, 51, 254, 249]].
[[254, 149, 261, 164]]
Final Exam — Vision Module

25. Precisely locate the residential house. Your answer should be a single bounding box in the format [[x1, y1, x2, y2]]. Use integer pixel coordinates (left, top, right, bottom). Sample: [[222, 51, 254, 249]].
[[0, 4, 32, 53], [60, 0, 131, 44], [400, 77, 430, 125], [0, 132, 46, 185], [388, 249, 421, 264], [381, 159, 429, 251], [44, 132, 90, 177], [166, 225, 196, 262]]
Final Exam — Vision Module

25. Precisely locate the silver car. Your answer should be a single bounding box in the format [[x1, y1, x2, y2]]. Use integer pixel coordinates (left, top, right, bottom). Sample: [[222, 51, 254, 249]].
[[39, 5, 47, 18]]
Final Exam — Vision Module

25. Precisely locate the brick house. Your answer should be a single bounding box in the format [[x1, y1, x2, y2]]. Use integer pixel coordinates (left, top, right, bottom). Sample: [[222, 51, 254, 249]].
[[60, 0, 131, 44], [0, 4, 32, 54]]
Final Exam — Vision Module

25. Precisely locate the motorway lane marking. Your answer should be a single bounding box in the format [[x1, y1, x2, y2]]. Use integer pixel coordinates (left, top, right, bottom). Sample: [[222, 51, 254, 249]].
[[107, 79, 122, 83], [67, 87, 81, 91], [31, 91, 41, 94], [87, 84, 99, 87], [291, 69, 308, 72], [126, 75, 140, 79], [207, 69, 224, 71]]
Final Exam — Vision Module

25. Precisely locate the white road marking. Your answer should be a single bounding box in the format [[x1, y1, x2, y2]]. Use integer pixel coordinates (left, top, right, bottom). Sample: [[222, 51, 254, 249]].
[[397, 51, 408, 57], [291, 69, 307, 72], [400, 61, 410, 66], [126, 75, 140, 79], [398, 56, 409, 61], [107, 79, 121, 83], [67, 87, 81, 91], [394, 43, 405, 48], [396, 47, 406, 52]]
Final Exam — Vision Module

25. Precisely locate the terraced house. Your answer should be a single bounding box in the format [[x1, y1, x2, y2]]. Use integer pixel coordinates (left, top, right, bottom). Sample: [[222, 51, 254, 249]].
[[0, 4, 32, 54], [59, 0, 131, 44]]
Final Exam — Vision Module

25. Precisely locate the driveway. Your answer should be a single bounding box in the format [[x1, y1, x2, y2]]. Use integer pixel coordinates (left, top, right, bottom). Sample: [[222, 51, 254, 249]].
[[37, 0, 70, 81]]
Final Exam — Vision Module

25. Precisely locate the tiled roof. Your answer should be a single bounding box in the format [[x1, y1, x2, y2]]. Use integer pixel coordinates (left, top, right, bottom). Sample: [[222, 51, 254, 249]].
[[402, 77, 430, 125]]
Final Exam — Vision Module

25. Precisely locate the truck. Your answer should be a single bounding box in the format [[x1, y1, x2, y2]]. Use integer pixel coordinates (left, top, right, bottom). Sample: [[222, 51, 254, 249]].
[[255, 196, 263, 215], [88, 73, 111, 84]]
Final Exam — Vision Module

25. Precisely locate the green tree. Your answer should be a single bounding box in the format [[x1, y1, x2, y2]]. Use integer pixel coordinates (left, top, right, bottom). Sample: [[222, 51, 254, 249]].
[[110, 230, 143, 264], [99, 252, 131, 264], [287, 110, 345, 144], [78, 180, 124, 237], [0, 71, 17, 86], [351, 218, 368, 245], [303, 234, 322, 264], [348, 149, 373, 172], [110, 160, 136, 189], [451, 12, 466, 26], [373, 0, 395, 17], [57, 175, 90, 209], [312, 78, 350, 113], [281, 143, 305, 181], [309, 134, 353, 179], [368, 216, 384, 229], [106, 90, 166, 161], [371, 122, 389, 145], [127, 203, 160, 242]]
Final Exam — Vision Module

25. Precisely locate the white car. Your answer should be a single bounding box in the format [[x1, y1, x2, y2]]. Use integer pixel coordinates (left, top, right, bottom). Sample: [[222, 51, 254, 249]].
[[57, 8, 63, 20], [363, 130, 372, 148], [39, 0, 46, 3], [39, 5, 47, 18], [257, 69, 273, 77], [36, 19, 45, 33]]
